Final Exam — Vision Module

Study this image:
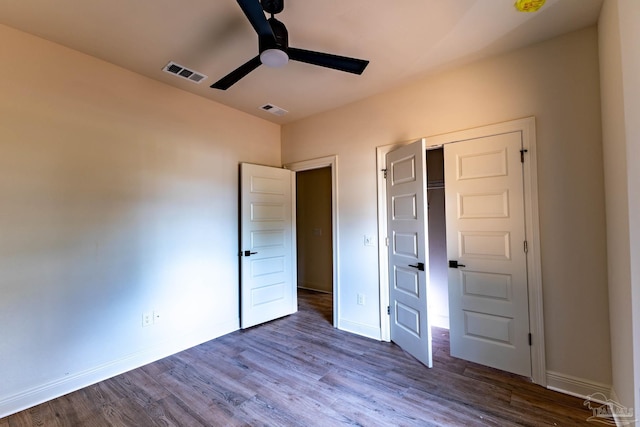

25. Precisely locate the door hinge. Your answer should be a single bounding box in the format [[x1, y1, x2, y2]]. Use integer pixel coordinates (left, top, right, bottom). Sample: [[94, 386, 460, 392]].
[[381, 168, 388, 179], [528, 333, 532, 346], [385, 237, 389, 247], [520, 149, 529, 163], [524, 240, 529, 253], [387, 306, 390, 315]]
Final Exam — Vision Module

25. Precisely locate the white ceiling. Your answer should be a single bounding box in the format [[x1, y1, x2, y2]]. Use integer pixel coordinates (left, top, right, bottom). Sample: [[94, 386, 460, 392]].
[[0, 0, 603, 124]]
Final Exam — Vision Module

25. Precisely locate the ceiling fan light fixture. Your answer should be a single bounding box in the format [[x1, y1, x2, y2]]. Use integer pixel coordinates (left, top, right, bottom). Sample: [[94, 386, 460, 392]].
[[260, 48, 289, 67]]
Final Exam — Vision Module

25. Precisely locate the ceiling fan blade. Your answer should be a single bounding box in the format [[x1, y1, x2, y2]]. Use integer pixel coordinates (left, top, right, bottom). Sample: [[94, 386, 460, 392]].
[[210, 56, 262, 90], [237, 0, 275, 40], [288, 48, 369, 75]]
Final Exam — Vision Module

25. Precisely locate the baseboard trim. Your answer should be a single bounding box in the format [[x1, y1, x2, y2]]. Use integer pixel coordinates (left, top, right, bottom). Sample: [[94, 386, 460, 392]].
[[338, 318, 381, 340], [528, 372, 631, 426], [297, 285, 332, 294], [0, 319, 238, 419], [546, 370, 612, 401]]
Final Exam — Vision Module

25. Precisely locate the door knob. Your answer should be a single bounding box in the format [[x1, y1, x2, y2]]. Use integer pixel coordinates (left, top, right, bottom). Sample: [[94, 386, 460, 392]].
[[408, 262, 425, 271], [448, 260, 466, 268], [242, 250, 258, 257]]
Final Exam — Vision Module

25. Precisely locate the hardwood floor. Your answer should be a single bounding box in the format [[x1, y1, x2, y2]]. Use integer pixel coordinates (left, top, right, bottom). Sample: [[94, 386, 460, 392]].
[[2, 290, 596, 426]]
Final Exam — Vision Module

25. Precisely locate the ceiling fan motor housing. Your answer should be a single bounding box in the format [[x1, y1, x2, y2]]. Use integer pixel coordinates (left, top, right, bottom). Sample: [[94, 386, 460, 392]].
[[261, 0, 284, 15], [259, 17, 289, 67], [259, 17, 288, 53]]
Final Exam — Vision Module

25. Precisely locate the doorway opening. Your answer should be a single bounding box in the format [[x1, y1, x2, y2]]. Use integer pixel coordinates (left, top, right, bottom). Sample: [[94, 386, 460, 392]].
[[425, 147, 449, 330], [286, 155, 340, 327], [296, 167, 333, 324]]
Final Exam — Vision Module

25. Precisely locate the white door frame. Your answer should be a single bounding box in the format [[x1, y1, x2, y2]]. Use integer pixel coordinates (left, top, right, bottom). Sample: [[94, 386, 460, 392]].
[[285, 155, 340, 327], [376, 117, 546, 386]]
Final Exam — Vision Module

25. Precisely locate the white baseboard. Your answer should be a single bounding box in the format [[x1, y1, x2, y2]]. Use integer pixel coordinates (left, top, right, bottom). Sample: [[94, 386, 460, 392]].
[[545, 379, 635, 426], [297, 284, 332, 294], [546, 370, 613, 400], [0, 319, 238, 419], [338, 318, 381, 340]]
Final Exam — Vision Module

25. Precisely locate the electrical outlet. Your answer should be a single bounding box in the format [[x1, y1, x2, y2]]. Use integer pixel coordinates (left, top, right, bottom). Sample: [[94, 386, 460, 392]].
[[153, 310, 161, 324], [357, 293, 365, 305], [142, 312, 152, 327]]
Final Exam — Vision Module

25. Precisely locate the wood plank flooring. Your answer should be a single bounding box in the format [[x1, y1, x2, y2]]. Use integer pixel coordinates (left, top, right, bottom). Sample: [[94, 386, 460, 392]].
[[2, 290, 596, 426]]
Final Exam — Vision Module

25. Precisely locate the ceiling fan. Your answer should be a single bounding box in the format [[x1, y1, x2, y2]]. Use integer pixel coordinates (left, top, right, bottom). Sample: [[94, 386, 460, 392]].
[[210, 0, 370, 90]]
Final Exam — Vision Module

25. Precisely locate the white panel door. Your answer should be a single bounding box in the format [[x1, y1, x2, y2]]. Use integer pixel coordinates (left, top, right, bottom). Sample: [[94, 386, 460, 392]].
[[387, 139, 432, 367], [445, 132, 531, 377], [240, 163, 296, 329]]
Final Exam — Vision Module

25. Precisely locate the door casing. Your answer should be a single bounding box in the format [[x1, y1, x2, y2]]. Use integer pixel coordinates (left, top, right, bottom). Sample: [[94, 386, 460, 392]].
[[376, 117, 546, 385]]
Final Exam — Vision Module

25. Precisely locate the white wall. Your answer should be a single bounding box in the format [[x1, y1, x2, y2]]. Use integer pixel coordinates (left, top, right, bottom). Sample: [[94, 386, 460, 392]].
[[282, 26, 612, 391], [617, 0, 640, 418], [620, 0, 640, 415], [0, 25, 280, 417], [599, 0, 640, 416]]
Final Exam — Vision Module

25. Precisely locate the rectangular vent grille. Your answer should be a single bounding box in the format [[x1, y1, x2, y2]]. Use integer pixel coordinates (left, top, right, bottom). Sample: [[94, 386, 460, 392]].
[[260, 104, 288, 116], [163, 61, 207, 84]]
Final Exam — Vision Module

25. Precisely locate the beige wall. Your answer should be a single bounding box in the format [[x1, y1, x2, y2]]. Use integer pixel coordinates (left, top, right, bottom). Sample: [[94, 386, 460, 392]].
[[599, 0, 640, 414], [0, 24, 280, 415], [296, 167, 333, 293], [282, 26, 612, 387]]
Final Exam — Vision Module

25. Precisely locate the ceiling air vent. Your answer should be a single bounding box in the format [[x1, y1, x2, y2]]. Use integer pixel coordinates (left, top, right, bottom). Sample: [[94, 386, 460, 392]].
[[260, 104, 288, 116], [162, 61, 207, 84]]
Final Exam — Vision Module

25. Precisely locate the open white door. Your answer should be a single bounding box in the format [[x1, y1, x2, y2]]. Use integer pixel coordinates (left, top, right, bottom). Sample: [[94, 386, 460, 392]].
[[445, 132, 531, 377], [386, 139, 432, 367], [240, 163, 296, 329]]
